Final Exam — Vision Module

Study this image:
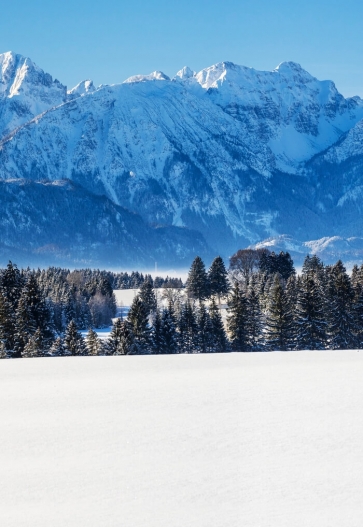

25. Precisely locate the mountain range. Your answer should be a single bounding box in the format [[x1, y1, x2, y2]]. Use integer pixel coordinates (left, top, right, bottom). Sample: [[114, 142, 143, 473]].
[[1, 51, 363, 267]]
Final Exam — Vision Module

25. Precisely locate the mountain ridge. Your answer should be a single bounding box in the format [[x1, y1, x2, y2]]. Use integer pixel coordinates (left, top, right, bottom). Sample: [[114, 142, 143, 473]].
[[1, 51, 363, 265]]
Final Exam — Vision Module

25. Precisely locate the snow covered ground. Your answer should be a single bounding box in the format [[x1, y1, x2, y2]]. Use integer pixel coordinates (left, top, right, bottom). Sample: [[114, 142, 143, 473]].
[[1, 351, 363, 527]]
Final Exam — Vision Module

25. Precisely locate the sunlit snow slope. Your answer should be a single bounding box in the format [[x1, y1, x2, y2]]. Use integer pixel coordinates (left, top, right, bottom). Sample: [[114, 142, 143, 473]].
[[2, 51, 363, 260], [1, 352, 363, 527]]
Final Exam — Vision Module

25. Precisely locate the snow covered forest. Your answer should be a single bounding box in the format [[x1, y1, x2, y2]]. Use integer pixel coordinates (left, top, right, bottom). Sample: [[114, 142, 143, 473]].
[[0, 249, 362, 358]]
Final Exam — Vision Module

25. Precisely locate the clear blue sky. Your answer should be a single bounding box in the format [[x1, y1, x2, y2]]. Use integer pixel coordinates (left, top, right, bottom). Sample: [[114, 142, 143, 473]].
[[1, 0, 362, 97]]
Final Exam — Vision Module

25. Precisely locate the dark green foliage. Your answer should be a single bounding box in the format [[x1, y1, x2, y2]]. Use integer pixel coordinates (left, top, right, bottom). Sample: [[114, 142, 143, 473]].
[[64, 320, 87, 356], [198, 303, 214, 353], [259, 251, 295, 280], [186, 256, 209, 302], [160, 308, 179, 354], [127, 296, 151, 353], [208, 256, 230, 302], [209, 298, 229, 352], [178, 301, 199, 353], [86, 328, 102, 355], [245, 278, 264, 351], [139, 279, 157, 316], [325, 261, 355, 349], [22, 328, 44, 358], [265, 276, 294, 351], [295, 273, 327, 350], [227, 282, 248, 351], [48, 337, 68, 357]]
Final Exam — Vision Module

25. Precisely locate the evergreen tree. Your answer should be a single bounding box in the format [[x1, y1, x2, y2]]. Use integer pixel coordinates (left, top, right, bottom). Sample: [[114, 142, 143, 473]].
[[139, 279, 157, 316], [208, 256, 230, 304], [127, 296, 151, 353], [209, 298, 229, 352], [265, 276, 294, 351], [325, 261, 355, 349], [245, 278, 264, 351], [108, 319, 136, 355], [227, 282, 248, 351], [198, 303, 214, 353], [22, 328, 44, 358], [0, 290, 15, 353], [0, 261, 24, 310], [64, 320, 87, 356], [295, 272, 327, 350], [48, 337, 68, 357], [159, 308, 179, 354], [151, 310, 163, 354], [178, 301, 199, 353], [186, 256, 209, 303], [86, 328, 101, 355]]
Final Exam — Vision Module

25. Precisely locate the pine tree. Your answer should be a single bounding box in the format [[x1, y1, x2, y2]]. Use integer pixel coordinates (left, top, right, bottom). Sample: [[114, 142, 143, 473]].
[[186, 256, 209, 303], [139, 279, 157, 316], [208, 256, 230, 304], [245, 278, 264, 351], [151, 310, 163, 354], [295, 272, 327, 350], [0, 290, 15, 353], [48, 337, 68, 357], [127, 296, 151, 353], [178, 301, 199, 353], [86, 328, 101, 355], [107, 319, 136, 355], [209, 298, 229, 352], [227, 282, 248, 351], [325, 261, 355, 349], [22, 328, 44, 358], [64, 320, 87, 356], [0, 261, 24, 310], [265, 275, 294, 351], [198, 303, 214, 353], [159, 308, 179, 354]]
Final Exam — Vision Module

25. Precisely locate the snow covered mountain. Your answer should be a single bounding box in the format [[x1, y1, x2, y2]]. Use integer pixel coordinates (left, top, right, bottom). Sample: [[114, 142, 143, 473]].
[[1, 51, 363, 264], [0, 179, 211, 268]]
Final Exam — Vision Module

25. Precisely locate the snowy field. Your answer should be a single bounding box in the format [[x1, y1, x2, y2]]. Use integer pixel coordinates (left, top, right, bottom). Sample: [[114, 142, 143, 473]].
[[1, 351, 363, 527]]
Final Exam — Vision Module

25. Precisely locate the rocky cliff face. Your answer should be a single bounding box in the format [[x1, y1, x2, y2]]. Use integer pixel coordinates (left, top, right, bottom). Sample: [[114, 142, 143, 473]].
[[0, 52, 363, 264]]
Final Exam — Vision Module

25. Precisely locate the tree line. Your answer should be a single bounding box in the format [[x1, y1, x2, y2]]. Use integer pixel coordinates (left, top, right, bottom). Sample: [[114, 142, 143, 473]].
[[1, 249, 363, 357]]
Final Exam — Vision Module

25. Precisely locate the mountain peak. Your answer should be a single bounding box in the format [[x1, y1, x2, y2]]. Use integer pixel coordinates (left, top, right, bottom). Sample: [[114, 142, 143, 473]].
[[123, 71, 170, 84], [273, 61, 313, 79], [67, 79, 95, 99], [174, 66, 196, 81]]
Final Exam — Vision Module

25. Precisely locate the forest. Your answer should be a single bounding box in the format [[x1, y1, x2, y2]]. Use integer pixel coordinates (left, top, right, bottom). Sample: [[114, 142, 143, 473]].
[[0, 248, 362, 357]]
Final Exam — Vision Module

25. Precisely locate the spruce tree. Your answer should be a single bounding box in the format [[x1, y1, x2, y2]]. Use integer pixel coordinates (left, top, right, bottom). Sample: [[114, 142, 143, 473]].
[[245, 278, 264, 351], [127, 296, 151, 353], [198, 303, 214, 353], [227, 282, 248, 352], [295, 272, 327, 350], [139, 279, 157, 316], [0, 290, 15, 353], [208, 256, 230, 304], [159, 308, 179, 354], [186, 256, 209, 303], [151, 310, 163, 354], [265, 275, 293, 351], [325, 261, 355, 349], [178, 301, 199, 353], [49, 337, 68, 357], [209, 298, 229, 352], [22, 328, 44, 358], [64, 320, 87, 356], [86, 328, 101, 355]]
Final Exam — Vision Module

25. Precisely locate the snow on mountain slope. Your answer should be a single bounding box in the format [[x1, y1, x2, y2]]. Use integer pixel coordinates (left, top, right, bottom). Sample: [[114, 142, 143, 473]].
[[0, 52, 67, 138], [67, 79, 96, 100], [0, 178, 211, 268], [1, 54, 363, 260]]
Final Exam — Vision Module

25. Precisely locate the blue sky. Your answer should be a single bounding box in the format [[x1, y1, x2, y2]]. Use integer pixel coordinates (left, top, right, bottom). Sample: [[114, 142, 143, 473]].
[[1, 0, 362, 96]]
